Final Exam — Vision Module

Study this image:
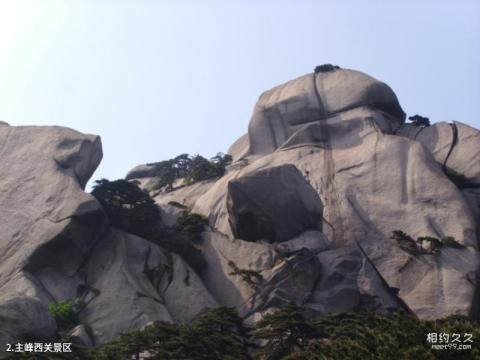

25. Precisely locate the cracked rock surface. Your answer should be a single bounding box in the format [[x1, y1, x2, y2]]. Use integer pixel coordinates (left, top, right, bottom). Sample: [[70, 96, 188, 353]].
[[2, 67, 480, 350]]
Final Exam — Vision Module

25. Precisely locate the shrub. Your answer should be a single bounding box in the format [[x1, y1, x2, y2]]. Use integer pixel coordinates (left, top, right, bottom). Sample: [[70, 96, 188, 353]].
[[149, 153, 232, 192], [60, 305, 480, 360], [48, 299, 78, 331], [441, 236, 465, 249], [228, 260, 264, 290], [392, 230, 466, 255], [87, 307, 252, 360], [175, 211, 209, 244], [390, 230, 426, 255], [408, 114, 431, 127], [254, 302, 317, 359], [160, 235, 207, 274], [91, 179, 161, 239], [91, 179, 206, 273]]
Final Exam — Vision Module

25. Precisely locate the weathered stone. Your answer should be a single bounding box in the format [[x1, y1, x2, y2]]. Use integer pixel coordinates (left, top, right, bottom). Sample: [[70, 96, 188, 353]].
[[199, 231, 278, 315], [0, 124, 104, 347], [164, 251, 218, 323], [80, 228, 216, 344], [257, 249, 321, 311], [273, 230, 331, 254], [68, 325, 94, 347], [158, 203, 187, 227], [201, 114, 478, 318], [227, 164, 323, 243], [125, 164, 160, 180], [227, 133, 249, 162], [0, 297, 57, 346], [248, 68, 405, 156], [397, 121, 480, 186], [80, 228, 173, 344], [306, 246, 404, 316]]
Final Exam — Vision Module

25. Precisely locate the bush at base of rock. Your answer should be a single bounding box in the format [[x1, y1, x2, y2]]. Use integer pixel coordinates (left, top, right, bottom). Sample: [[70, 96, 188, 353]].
[[84, 307, 252, 360], [32, 304, 479, 360]]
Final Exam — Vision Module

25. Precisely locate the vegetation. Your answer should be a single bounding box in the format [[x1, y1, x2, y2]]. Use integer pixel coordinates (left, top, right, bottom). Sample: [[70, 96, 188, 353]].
[[91, 179, 161, 239], [84, 307, 252, 360], [148, 153, 232, 191], [175, 211, 209, 244], [390, 230, 426, 255], [228, 260, 264, 290], [391, 230, 465, 255], [408, 114, 431, 127], [28, 304, 480, 360], [286, 311, 480, 360], [254, 302, 317, 359], [48, 299, 78, 331], [91, 179, 206, 273], [314, 64, 340, 73]]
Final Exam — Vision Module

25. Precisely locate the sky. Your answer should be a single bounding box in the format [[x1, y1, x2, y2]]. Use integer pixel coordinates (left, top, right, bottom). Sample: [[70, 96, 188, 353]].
[[0, 0, 479, 188]]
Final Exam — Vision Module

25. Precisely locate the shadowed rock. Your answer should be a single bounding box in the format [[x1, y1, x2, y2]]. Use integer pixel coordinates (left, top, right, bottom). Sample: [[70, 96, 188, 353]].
[[227, 164, 323, 243]]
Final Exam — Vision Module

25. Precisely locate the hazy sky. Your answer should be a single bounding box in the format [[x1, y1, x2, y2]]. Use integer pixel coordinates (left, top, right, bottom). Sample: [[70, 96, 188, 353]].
[[0, 0, 479, 187]]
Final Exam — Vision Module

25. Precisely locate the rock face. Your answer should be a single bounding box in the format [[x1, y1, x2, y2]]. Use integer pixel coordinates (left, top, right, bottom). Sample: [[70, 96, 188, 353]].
[[0, 124, 217, 350], [81, 228, 217, 344], [397, 121, 480, 186], [0, 123, 104, 346], [227, 164, 323, 243], [146, 67, 479, 320], [248, 67, 405, 156], [1, 66, 480, 352]]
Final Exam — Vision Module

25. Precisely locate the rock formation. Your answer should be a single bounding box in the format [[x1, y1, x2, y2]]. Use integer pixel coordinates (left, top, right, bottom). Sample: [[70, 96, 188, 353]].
[[1, 66, 479, 352]]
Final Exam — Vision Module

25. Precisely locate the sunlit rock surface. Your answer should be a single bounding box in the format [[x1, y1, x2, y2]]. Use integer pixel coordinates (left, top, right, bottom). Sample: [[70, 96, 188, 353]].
[[2, 66, 480, 351]]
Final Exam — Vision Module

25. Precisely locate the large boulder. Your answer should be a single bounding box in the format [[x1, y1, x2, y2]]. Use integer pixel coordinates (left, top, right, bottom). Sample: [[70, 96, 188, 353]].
[[226, 164, 323, 243], [248, 67, 405, 156], [0, 124, 104, 346]]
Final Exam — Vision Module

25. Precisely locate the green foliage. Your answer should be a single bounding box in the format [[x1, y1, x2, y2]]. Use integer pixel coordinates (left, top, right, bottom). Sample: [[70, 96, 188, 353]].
[[185, 153, 232, 184], [86, 307, 252, 360], [48, 299, 78, 331], [285, 311, 480, 360], [441, 236, 465, 249], [37, 306, 480, 360], [254, 302, 317, 360], [175, 211, 209, 244], [91, 179, 161, 239], [149, 153, 232, 192], [228, 260, 264, 290], [159, 234, 207, 274], [91, 179, 206, 274], [417, 236, 443, 254], [391, 230, 426, 255], [391, 230, 466, 255], [408, 114, 431, 127]]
